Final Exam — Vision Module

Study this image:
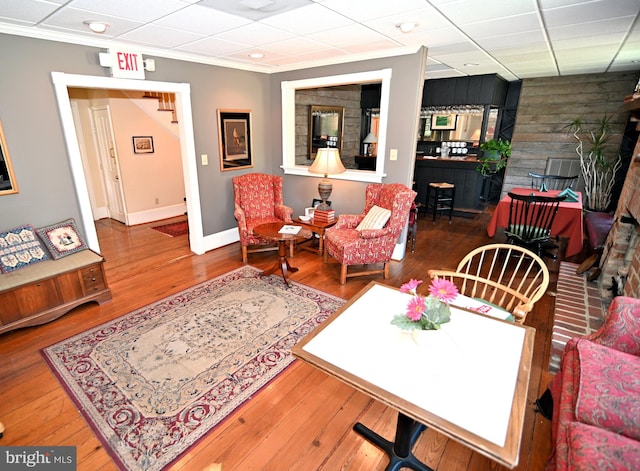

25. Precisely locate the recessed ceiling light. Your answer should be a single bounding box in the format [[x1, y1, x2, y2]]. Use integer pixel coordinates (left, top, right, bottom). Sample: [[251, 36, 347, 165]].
[[464, 63, 479, 67], [249, 52, 265, 59], [396, 22, 418, 33], [83, 21, 109, 34]]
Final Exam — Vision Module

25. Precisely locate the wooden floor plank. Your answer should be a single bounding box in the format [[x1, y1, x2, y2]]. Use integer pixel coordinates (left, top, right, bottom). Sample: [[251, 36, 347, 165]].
[[0, 209, 565, 470]]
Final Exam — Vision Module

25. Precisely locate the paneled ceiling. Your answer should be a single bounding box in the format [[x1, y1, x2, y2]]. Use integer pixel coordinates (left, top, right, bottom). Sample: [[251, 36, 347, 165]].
[[1, 0, 639, 81]]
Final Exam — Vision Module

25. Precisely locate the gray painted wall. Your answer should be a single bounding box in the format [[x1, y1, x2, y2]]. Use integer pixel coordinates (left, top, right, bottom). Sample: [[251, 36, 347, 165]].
[[0, 34, 426, 242]]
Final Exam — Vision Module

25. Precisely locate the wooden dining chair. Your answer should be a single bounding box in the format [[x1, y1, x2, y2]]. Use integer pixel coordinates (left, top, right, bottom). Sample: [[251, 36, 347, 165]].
[[429, 243, 550, 324], [505, 192, 565, 258], [528, 172, 578, 191]]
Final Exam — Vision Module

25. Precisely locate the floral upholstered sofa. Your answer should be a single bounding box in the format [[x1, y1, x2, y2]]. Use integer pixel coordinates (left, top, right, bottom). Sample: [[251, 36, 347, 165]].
[[546, 296, 640, 470]]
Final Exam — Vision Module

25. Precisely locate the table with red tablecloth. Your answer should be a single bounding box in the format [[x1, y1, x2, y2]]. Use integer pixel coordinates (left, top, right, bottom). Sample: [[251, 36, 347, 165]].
[[487, 188, 584, 258]]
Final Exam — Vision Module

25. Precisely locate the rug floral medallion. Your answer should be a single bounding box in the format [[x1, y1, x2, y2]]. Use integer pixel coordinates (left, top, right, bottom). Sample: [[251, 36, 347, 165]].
[[41, 266, 345, 471]]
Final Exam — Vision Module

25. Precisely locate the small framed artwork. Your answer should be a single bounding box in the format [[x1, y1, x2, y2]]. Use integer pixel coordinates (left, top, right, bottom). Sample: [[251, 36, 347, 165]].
[[218, 109, 253, 171], [312, 198, 331, 208], [132, 136, 154, 154], [431, 114, 457, 130], [0, 119, 18, 195]]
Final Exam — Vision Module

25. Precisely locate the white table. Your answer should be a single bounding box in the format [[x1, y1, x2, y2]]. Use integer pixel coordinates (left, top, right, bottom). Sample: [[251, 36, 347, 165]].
[[291, 281, 535, 470]]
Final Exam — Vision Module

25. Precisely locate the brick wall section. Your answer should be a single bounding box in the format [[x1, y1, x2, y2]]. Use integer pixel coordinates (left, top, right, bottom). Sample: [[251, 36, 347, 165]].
[[601, 131, 640, 300]]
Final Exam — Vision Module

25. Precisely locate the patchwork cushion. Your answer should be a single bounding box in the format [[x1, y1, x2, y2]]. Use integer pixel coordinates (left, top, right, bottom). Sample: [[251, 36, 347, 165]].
[[575, 340, 640, 441], [568, 422, 640, 470], [36, 218, 87, 259], [356, 205, 391, 231], [0, 224, 49, 273]]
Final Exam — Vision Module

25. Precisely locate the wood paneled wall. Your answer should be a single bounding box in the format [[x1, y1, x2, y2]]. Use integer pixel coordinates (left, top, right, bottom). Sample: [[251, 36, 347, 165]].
[[503, 71, 640, 196]]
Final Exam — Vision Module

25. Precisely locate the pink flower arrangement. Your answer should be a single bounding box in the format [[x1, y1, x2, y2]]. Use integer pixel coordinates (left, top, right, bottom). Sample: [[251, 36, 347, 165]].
[[392, 278, 459, 331]]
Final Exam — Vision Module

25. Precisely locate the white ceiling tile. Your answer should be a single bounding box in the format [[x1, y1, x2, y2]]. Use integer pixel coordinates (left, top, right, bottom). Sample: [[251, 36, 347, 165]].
[[319, 0, 430, 22], [40, 7, 142, 37], [198, 0, 313, 21], [215, 23, 294, 47], [427, 42, 483, 55], [436, 0, 537, 25], [305, 23, 394, 48], [0, 0, 61, 25], [174, 36, 252, 56], [153, 4, 252, 35], [117, 24, 205, 48], [401, 27, 469, 48], [476, 30, 548, 50], [339, 40, 405, 55], [460, 12, 541, 38], [548, 17, 635, 42], [542, 0, 640, 28], [260, 4, 353, 35], [68, 0, 188, 23]]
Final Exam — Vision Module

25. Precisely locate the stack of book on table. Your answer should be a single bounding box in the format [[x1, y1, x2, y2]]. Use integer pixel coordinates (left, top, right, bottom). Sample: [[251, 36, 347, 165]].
[[313, 209, 335, 223]]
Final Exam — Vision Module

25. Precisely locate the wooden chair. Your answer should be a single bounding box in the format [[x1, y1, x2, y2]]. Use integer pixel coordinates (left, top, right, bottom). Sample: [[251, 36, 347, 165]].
[[528, 172, 578, 191], [232, 173, 293, 263], [429, 243, 549, 324], [505, 192, 565, 258]]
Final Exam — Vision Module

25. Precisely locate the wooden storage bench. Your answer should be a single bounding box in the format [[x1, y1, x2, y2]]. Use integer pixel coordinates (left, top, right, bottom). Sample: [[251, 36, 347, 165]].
[[0, 250, 111, 335]]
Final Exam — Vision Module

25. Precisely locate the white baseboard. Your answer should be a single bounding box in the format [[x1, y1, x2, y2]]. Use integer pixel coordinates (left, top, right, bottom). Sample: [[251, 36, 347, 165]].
[[127, 204, 187, 226], [92, 207, 109, 220], [201, 227, 239, 254]]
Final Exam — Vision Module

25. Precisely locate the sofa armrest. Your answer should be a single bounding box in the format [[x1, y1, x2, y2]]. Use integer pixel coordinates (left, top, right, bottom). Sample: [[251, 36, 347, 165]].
[[586, 296, 640, 356]]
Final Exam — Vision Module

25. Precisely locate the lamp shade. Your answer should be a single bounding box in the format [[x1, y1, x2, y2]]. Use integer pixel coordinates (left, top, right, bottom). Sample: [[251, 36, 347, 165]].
[[309, 148, 346, 177], [363, 132, 377, 144]]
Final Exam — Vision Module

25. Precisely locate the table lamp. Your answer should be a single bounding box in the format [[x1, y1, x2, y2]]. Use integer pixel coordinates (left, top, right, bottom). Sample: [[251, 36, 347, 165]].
[[308, 148, 346, 210], [363, 132, 377, 156]]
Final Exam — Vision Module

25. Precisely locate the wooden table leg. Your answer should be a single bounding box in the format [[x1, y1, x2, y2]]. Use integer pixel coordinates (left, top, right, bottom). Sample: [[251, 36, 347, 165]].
[[261, 240, 298, 287]]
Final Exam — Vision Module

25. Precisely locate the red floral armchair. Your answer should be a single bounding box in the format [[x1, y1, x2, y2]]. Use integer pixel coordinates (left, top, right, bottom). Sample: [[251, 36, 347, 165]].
[[232, 173, 293, 263], [546, 296, 640, 470], [324, 183, 416, 284]]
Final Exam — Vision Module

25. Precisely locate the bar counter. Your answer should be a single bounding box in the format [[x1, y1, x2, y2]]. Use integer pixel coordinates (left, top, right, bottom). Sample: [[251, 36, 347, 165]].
[[413, 156, 488, 212]]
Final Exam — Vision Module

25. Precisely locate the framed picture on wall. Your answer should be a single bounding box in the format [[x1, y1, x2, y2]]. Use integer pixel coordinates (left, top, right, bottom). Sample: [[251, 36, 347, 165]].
[[218, 109, 253, 171], [132, 136, 154, 154], [431, 114, 457, 130], [0, 119, 18, 195]]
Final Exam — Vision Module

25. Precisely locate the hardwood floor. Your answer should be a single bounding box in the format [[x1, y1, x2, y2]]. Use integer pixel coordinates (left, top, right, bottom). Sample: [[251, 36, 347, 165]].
[[0, 210, 559, 470]]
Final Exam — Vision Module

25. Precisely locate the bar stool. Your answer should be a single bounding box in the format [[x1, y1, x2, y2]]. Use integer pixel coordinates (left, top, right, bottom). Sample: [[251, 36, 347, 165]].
[[426, 182, 455, 222]]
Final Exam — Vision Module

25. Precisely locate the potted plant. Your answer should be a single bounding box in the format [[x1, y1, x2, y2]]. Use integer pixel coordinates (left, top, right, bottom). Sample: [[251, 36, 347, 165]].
[[566, 116, 622, 212], [477, 138, 511, 176]]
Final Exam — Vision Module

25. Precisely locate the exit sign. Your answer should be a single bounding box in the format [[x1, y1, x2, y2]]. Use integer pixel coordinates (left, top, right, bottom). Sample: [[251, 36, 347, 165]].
[[105, 48, 145, 79]]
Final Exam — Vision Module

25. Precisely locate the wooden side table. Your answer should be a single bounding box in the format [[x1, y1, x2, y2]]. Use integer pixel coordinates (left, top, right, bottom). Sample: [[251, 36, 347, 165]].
[[293, 217, 337, 255], [253, 222, 312, 287]]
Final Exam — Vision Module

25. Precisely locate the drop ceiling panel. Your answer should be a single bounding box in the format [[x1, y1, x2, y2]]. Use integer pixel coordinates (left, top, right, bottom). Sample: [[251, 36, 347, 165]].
[[153, 5, 252, 36], [0, 0, 61, 25], [0, 0, 636, 78]]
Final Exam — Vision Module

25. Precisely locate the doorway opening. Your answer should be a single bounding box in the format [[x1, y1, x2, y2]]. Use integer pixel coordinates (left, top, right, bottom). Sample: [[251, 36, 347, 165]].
[[51, 72, 205, 255]]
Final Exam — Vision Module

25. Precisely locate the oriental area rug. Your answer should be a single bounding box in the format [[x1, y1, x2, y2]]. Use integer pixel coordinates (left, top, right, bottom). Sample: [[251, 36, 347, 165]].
[[41, 266, 345, 471], [150, 220, 189, 237]]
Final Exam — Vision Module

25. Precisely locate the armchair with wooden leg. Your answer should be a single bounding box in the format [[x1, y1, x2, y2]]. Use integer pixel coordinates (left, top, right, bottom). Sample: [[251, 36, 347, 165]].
[[232, 173, 293, 263], [323, 183, 416, 284]]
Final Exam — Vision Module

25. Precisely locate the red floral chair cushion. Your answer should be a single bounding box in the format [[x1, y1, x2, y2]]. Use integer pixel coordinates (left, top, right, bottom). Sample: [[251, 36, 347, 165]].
[[232, 173, 292, 262], [568, 422, 640, 470]]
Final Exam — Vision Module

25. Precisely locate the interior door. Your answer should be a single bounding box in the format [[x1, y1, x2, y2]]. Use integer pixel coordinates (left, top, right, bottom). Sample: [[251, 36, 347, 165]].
[[92, 106, 127, 224]]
